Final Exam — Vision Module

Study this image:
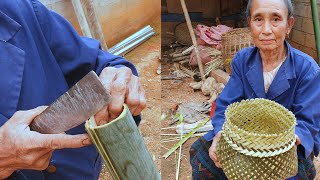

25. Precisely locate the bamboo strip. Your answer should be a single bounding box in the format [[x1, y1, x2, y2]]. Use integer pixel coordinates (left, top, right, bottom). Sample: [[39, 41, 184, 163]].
[[163, 118, 210, 159], [176, 124, 183, 180]]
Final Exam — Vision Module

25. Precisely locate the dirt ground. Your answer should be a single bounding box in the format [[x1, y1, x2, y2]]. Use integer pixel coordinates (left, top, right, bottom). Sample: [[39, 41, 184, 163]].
[[161, 62, 208, 180], [99, 15, 161, 179]]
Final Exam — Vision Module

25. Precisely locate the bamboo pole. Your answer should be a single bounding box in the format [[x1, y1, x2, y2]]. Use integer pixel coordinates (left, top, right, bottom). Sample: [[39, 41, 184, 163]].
[[310, 0, 320, 63], [72, 0, 108, 50], [85, 105, 160, 180], [179, 0, 205, 80]]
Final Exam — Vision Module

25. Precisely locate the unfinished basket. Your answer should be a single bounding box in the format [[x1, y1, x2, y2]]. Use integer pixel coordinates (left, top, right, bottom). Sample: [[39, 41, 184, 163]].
[[221, 28, 254, 74], [217, 98, 298, 180]]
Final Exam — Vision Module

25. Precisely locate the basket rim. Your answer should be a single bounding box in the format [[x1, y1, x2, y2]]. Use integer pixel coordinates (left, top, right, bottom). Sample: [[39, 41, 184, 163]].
[[221, 98, 297, 157], [224, 98, 296, 137]]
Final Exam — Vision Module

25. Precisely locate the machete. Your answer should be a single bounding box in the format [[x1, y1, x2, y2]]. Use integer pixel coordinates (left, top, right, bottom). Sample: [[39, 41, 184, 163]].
[[30, 71, 111, 134]]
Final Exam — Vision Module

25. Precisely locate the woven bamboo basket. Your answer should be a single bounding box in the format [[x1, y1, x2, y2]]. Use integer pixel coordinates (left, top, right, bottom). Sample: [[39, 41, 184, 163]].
[[221, 28, 254, 74], [217, 98, 298, 180]]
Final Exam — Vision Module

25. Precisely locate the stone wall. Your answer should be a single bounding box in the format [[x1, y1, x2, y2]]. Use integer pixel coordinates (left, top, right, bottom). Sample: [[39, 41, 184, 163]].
[[289, 0, 319, 60]]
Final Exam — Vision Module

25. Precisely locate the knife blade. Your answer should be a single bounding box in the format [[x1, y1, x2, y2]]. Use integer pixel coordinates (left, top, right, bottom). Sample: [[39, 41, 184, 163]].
[[30, 71, 111, 134]]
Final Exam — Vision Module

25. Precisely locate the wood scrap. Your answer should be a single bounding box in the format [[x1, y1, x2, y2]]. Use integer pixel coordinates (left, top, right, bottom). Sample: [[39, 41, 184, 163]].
[[178, 60, 189, 64], [176, 102, 211, 123], [171, 56, 190, 62], [213, 83, 225, 93], [170, 63, 190, 78], [189, 81, 203, 90], [171, 52, 184, 58], [209, 69, 230, 85], [161, 76, 183, 80], [182, 45, 194, 55], [179, 65, 196, 77], [201, 77, 216, 96], [175, 121, 213, 134]]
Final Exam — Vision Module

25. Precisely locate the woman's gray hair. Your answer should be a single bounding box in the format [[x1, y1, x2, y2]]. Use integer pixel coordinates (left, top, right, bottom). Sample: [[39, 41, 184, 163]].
[[246, 0, 294, 19]]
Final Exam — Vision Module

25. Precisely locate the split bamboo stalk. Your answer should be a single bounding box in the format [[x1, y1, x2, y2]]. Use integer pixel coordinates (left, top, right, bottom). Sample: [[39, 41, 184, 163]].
[[85, 105, 160, 180], [72, 0, 108, 50], [179, 0, 205, 80]]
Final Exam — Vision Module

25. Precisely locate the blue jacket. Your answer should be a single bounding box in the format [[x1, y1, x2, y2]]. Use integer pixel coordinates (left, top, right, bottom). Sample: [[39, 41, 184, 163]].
[[204, 41, 320, 161], [0, 0, 139, 179]]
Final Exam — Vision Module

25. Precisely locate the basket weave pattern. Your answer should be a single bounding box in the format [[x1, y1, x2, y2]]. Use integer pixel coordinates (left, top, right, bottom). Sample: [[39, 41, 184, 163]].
[[221, 28, 254, 74], [217, 99, 298, 179]]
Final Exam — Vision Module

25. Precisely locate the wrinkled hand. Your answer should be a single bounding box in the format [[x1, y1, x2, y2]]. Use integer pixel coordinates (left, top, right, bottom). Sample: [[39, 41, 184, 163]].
[[0, 106, 91, 179], [95, 67, 146, 125], [209, 131, 222, 168]]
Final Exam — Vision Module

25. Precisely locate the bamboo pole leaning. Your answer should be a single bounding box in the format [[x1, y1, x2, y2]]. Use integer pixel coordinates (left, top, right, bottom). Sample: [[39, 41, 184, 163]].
[[179, 0, 205, 80], [310, 0, 320, 63]]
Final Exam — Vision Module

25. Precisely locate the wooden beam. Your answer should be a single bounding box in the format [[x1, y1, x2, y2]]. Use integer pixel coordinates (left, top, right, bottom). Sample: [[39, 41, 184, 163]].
[[72, 0, 108, 50], [180, 0, 205, 80]]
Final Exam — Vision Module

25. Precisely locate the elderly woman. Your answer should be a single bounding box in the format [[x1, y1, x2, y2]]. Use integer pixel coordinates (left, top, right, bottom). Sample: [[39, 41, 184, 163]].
[[190, 0, 320, 179]]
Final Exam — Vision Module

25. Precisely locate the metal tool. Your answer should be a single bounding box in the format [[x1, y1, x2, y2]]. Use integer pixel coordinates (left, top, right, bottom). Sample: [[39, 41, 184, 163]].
[[30, 71, 111, 134]]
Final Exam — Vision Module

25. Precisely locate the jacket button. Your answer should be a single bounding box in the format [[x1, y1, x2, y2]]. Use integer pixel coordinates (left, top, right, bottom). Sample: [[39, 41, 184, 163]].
[[46, 165, 57, 173]]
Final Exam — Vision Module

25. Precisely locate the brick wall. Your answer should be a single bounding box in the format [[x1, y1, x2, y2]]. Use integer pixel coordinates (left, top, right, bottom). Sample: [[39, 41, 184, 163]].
[[288, 0, 319, 60]]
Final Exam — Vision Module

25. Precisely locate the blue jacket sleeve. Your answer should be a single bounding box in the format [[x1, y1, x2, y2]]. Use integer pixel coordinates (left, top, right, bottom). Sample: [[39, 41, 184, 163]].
[[211, 53, 245, 136], [32, 0, 138, 86], [0, 113, 8, 127], [293, 66, 320, 158]]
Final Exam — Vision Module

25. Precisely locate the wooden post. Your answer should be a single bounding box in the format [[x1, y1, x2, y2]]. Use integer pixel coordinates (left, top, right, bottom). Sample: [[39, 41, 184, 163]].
[[85, 105, 160, 180], [180, 0, 205, 80], [72, 0, 108, 50]]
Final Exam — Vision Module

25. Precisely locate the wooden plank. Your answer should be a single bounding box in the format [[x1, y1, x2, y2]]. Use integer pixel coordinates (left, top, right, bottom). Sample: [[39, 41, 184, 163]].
[[85, 105, 160, 180], [71, 0, 93, 38], [72, 0, 108, 50]]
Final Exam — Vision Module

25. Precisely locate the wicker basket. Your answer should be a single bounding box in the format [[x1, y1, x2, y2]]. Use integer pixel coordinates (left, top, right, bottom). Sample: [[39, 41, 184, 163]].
[[217, 99, 298, 180], [221, 28, 254, 74]]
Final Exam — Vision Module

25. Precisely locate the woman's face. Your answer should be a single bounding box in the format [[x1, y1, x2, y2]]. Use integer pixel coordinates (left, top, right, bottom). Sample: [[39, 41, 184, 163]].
[[249, 0, 294, 52]]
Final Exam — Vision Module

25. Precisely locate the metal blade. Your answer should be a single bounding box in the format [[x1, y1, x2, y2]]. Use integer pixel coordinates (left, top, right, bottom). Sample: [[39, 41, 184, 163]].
[[30, 71, 111, 134]]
